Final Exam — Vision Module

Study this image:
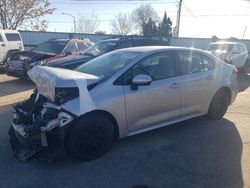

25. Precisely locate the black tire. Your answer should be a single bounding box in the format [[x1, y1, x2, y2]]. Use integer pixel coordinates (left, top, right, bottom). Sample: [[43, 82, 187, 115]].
[[207, 89, 230, 120], [66, 113, 114, 161]]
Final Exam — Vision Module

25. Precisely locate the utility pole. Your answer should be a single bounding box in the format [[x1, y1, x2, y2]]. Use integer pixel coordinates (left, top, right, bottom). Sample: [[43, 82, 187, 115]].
[[176, 0, 183, 37], [242, 25, 247, 40]]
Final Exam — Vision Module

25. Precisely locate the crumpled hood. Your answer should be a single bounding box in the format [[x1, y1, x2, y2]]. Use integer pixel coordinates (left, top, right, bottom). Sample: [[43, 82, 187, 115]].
[[28, 66, 99, 103], [46, 54, 94, 69], [9, 51, 55, 63]]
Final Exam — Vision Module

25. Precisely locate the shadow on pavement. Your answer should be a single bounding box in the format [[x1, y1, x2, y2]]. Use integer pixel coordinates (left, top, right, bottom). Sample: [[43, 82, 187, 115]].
[[0, 116, 242, 188], [0, 104, 13, 141], [238, 73, 250, 92], [0, 77, 34, 97]]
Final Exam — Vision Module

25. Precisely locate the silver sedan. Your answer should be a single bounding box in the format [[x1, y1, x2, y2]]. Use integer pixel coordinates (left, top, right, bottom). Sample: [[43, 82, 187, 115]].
[[10, 46, 238, 162]]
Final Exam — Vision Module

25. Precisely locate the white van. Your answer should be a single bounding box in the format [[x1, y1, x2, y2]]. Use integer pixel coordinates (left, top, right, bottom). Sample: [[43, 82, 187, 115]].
[[0, 30, 24, 64]]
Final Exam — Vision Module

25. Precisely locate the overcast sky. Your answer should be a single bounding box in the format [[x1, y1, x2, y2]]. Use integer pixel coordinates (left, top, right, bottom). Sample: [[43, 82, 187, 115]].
[[46, 0, 250, 39]]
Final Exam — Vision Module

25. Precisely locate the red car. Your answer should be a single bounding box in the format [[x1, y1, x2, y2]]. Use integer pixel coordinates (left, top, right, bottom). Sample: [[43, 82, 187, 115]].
[[5, 38, 93, 78]]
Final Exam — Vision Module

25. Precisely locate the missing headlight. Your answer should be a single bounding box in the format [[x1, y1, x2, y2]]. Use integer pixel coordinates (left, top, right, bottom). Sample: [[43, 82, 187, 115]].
[[54, 87, 79, 105]]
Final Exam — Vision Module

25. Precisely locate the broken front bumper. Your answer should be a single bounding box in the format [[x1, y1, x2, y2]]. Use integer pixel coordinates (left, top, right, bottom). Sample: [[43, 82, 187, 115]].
[[9, 101, 75, 162], [10, 122, 64, 163]]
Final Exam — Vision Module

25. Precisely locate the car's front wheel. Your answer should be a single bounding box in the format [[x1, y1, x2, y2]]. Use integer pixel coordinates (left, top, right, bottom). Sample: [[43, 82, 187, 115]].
[[66, 113, 114, 161], [207, 89, 230, 120]]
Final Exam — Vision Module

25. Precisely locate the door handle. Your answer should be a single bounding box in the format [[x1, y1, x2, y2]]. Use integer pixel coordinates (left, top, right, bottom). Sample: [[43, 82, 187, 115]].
[[206, 74, 213, 80], [170, 82, 181, 89], [1, 43, 6, 47]]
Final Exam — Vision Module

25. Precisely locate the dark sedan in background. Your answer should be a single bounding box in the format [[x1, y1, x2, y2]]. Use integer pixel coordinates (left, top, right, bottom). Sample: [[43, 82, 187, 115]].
[[5, 38, 93, 78], [46, 37, 170, 70]]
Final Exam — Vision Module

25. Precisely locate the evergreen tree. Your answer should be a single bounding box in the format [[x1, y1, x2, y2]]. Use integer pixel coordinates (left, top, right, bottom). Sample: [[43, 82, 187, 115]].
[[142, 17, 157, 37], [158, 11, 172, 38], [142, 11, 172, 39]]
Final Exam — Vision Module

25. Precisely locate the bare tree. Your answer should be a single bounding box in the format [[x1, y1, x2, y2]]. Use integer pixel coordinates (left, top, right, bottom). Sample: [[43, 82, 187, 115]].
[[111, 13, 132, 35], [131, 4, 158, 34], [77, 11, 99, 34], [0, 0, 55, 30]]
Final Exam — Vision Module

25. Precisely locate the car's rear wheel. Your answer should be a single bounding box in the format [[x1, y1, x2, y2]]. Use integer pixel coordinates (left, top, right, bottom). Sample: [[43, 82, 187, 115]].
[[207, 89, 230, 120], [66, 113, 114, 161]]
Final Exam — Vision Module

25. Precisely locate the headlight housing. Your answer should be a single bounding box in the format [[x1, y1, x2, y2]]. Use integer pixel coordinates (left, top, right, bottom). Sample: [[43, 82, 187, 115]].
[[54, 87, 79, 105]]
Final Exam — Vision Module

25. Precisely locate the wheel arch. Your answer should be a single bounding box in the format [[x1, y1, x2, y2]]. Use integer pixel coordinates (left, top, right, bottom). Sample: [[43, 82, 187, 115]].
[[214, 86, 232, 103], [76, 110, 120, 141]]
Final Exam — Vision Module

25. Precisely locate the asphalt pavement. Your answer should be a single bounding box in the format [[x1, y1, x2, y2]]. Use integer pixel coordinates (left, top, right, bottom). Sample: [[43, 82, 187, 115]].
[[0, 70, 249, 188]]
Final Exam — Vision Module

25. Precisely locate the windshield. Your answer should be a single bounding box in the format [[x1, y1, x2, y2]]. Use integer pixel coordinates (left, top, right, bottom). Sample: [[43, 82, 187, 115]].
[[32, 40, 66, 54], [76, 51, 141, 80], [206, 44, 233, 53], [81, 40, 118, 56]]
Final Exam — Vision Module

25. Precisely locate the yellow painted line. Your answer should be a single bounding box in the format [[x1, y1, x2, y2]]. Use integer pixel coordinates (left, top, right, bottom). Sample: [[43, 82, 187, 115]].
[[0, 90, 33, 106]]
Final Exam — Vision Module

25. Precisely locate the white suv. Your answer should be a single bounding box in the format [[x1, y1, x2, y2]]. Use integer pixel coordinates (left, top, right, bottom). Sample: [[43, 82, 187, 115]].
[[207, 41, 249, 73], [0, 30, 24, 64]]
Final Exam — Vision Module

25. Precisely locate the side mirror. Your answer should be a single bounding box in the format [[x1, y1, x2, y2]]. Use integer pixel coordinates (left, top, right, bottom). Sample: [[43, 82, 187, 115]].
[[65, 51, 73, 56], [131, 74, 152, 90]]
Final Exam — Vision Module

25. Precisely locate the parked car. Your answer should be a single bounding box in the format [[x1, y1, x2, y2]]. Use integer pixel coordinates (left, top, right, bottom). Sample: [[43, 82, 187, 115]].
[[5, 38, 93, 78], [206, 41, 249, 73], [0, 30, 24, 65], [9, 46, 238, 162], [45, 37, 170, 70]]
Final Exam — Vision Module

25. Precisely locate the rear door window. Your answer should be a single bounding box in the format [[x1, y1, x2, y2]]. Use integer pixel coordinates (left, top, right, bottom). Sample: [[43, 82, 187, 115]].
[[202, 55, 215, 71], [178, 51, 203, 74], [0, 34, 3, 42], [5, 33, 21, 41], [177, 51, 214, 74]]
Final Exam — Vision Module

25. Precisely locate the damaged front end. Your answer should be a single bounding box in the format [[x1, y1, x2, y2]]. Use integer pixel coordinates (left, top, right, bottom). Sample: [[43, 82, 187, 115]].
[[9, 90, 74, 162], [9, 66, 99, 162]]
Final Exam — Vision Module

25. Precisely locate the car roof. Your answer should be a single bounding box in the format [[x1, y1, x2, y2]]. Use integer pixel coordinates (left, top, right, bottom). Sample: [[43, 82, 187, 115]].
[[100, 37, 168, 42], [114, 46, 203, 53]]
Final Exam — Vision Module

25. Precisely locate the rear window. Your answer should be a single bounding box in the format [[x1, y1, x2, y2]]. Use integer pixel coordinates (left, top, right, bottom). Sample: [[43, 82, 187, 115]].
[[5, 33, 22, 41]]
